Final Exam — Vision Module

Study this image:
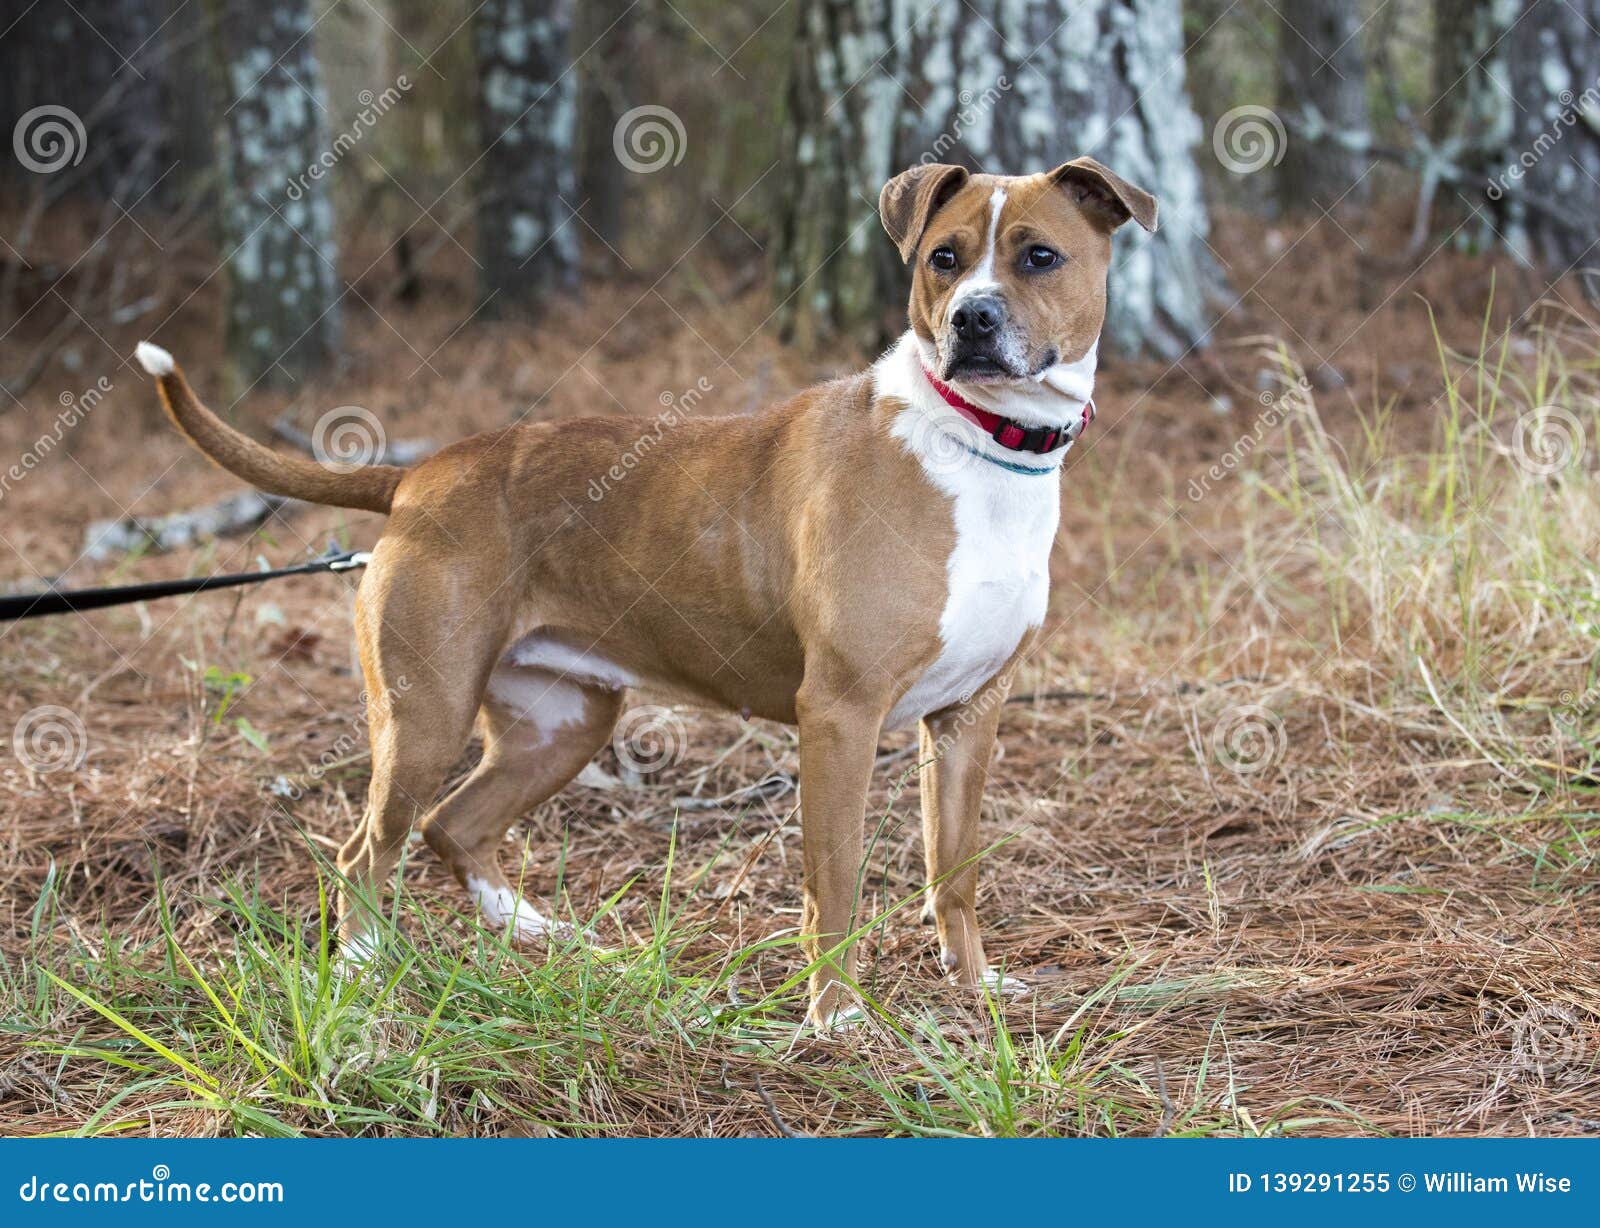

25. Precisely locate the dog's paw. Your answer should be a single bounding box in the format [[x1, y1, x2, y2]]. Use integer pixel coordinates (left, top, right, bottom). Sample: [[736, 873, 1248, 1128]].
[[802, 985, 871, 1037], [811, 1004, 870, 1036], [944, 961, 1030, 998], [979, 967, 1030, 998], [512, 914, 612, 952], [470, 877, 610, 952], [472, 878, 552, 941], [334, 928, 380, 975], [505, 905, 558, 943]]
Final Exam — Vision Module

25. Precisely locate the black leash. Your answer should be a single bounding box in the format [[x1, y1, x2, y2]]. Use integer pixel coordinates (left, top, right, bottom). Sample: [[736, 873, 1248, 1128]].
[[0, 547, 371, 622]]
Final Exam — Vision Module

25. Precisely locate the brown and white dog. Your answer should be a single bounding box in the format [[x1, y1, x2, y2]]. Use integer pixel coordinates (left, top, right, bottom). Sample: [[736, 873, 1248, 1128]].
[[134, 157, 1155, 1025]]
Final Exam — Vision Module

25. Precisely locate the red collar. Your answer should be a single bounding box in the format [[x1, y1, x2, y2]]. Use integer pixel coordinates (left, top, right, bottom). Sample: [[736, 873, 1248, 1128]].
[[920, 365, 1091, 455]]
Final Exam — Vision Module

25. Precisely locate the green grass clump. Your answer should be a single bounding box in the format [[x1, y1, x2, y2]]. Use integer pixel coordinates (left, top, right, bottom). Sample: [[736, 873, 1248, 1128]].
[[3, 858, 1322, 1138]]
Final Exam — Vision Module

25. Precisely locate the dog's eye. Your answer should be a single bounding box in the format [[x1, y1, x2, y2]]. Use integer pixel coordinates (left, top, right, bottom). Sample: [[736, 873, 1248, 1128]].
[[929, 246, 958, 272], [1024, 245, 1060, 270]]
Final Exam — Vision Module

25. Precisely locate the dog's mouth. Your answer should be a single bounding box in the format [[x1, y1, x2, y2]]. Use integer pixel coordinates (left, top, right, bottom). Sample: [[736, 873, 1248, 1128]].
[[942, 345, 1060, 386], [942, 351, 1020, 384]]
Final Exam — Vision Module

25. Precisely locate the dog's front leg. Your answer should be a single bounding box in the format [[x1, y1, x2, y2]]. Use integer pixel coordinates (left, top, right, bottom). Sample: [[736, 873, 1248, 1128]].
[[796, 686, 885, 1027], [919, 676, 1026, 996]]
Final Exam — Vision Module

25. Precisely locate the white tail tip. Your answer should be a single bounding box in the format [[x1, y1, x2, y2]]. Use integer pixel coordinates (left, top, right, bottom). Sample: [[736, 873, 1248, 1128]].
[[134, 341, 173, 377]]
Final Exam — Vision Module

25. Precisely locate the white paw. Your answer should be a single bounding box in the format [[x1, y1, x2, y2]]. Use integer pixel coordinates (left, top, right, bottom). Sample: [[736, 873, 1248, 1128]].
[[514, 914, 609, 950], [506, 902, 558, 943], [815, 1005, 869, 1035], [336, 928, 379, 973], [468, 876, 607, 950], [942, 951, 1030, 997], [979, 967, 1030, 997]]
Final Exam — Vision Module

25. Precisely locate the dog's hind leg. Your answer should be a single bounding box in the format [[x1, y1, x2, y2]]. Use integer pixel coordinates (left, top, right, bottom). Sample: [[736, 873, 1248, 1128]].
[[421, 665, 623, 942], [335, 552, 507, 958]]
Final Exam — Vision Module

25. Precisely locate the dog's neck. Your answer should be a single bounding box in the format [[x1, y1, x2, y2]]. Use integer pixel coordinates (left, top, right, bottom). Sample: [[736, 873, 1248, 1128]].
[[909, 331, 1097, 428], [876, 331, 1096, 477]]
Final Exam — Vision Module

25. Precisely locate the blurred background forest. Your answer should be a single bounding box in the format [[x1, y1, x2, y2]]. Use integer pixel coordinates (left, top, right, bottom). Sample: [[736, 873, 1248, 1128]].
[[1, 0, 1596, 414], [4, 1, 1600, 1138]]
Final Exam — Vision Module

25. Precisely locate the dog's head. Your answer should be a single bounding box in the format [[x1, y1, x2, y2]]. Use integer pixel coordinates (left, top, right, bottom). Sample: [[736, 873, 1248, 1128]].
[[879, 159, 1156, 386]]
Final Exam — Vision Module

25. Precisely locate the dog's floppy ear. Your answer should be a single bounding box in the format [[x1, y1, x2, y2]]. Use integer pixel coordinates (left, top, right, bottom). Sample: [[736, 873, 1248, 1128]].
[[879, 163, 970, 263], [1051, 157, 1158, 233]]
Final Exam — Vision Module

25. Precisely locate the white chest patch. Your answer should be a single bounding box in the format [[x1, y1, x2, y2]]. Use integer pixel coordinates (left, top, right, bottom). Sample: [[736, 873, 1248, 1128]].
[[876, 339, 1062, 731], [882, 479, 1056, 730]]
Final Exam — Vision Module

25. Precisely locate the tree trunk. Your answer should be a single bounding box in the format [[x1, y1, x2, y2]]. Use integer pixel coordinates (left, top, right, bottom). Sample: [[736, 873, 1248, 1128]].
[[475, 0, 580, 314], [1428, 0, 1599, 295], [1430, 0, 1514, 238], [1276, 0, 1373, 211], [1433, 0, 1514, 144], [576, 0, 634, 264], [772, 0, 897, 351], [0, 0, 169, 202], [1501, 0, 1600, 292], [215, 0, 342, 392], [774, 0, 1217, 360]]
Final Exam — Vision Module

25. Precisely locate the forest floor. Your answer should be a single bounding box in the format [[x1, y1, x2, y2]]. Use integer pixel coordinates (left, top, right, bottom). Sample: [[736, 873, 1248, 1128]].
[[2, 200, 1599, 1136]]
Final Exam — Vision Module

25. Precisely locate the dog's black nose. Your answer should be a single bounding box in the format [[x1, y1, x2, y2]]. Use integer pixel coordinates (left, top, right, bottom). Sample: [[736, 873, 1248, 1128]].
[[951, 296, 1005, 342]]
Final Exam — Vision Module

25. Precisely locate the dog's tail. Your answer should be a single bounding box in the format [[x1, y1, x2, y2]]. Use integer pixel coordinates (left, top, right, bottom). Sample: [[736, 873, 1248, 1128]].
[[133, 341, 403, 514]]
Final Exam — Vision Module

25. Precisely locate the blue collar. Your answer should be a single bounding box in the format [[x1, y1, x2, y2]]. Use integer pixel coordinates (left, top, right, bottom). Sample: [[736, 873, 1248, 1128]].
[[959, 439, 1062, 475]]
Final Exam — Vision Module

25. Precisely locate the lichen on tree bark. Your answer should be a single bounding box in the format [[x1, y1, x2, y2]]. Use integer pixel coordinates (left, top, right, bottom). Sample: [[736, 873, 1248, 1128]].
[[1502, 0, 1600, 288], [217, 0, 342, 392], [1275, 0, 1373, 211], [475, 0, 580, 315]]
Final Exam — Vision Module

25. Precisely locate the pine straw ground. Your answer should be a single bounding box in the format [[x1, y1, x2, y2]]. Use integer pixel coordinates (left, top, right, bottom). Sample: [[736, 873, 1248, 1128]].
[[1, 207, 1599, 1136]]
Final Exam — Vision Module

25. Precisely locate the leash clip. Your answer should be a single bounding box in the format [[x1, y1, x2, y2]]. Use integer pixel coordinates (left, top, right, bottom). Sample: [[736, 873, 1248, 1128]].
[[319, 539, 372, 572]]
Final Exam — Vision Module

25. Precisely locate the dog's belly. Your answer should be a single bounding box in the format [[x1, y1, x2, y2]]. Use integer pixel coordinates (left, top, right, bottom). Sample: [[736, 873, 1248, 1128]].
[[504, 634, 641, 691], [502, 628, 797, 718], [883, 471, 1058, 732]]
